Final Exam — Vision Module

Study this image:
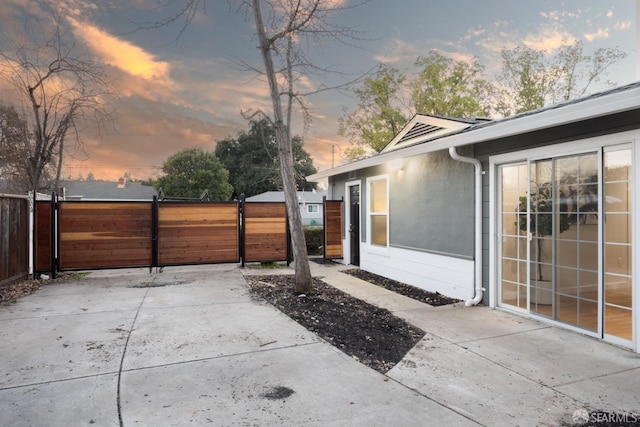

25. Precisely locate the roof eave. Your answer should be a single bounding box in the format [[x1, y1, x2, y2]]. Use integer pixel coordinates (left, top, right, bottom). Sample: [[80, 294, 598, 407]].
[[308, 84, 640, 181]]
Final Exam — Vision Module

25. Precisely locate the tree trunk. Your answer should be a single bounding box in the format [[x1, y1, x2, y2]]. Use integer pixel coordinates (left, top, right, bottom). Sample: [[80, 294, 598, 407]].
[[252, 0, 313, 293]]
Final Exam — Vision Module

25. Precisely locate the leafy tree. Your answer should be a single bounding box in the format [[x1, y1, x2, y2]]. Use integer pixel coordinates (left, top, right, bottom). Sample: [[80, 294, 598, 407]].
[[0, 12, 113, 194], [338, 64, 408, 157], [339, 52, 494, 156], [156, 148, 233, 200], [498, 40, 626, 115], [215, 119, 317, 198], [411, 51, 494, 118]]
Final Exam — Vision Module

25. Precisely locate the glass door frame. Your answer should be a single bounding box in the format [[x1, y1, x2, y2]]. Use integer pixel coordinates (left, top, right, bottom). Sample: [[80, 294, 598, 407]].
[[488, 131, 637, 350]]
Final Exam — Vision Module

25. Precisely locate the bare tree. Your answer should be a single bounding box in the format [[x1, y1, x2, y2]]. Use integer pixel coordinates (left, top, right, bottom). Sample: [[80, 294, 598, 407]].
[[142, 0, 365, 292], [0, 104, 35, 192], [0, 14, 112, 194], [246, 0, 368, 292]]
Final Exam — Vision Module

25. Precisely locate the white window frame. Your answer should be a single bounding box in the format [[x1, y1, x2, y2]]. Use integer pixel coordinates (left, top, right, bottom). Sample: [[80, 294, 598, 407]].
[[307, 204, 319, 214], [366, 174, 389, 255]]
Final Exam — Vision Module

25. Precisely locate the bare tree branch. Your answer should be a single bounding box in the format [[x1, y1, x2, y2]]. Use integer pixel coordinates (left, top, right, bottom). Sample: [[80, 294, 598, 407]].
[[135, 0, 370, 292], [0, 11, 115, 193]]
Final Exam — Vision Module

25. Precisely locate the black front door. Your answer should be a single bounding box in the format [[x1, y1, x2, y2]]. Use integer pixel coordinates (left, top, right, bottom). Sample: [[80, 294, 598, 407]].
[[349, 185, 360, 266]]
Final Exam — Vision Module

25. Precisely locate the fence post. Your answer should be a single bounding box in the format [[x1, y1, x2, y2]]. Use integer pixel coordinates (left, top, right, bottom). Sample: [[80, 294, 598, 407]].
[[51, 191, 57, 279], [31, 190, 36, 279], [151, 196, 159, 271], [239, 194, 245, 268], [322, 196, 327, 263], [286, 206, 291, 266]]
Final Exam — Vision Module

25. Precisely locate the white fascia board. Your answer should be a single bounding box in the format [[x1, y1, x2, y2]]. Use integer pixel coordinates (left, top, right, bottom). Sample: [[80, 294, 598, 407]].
[[308, 85, 640, 182]]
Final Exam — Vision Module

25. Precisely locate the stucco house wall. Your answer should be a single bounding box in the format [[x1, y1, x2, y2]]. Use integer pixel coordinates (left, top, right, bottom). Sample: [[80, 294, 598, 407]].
[[311, 82, 640, 352], [328, 152, 476, 301]]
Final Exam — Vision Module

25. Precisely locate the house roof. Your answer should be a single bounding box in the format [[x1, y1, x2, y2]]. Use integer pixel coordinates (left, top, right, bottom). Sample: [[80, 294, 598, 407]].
[[246, 190, 328, 204], [308, 81, 640, 181], [60, 179, 157, 201]]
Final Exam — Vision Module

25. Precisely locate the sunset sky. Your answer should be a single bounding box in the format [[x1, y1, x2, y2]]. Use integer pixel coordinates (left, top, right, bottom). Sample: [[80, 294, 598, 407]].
[[0, 0, 637, 182]]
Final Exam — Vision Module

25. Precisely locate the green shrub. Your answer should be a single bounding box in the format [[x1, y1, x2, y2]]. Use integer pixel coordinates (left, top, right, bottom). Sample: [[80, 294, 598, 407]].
[[304, 226, 323, 255]]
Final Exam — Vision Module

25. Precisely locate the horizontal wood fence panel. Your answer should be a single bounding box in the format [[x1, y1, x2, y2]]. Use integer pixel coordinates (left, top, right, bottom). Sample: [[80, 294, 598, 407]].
[[37, 197, 300, 273], [58, 202, 153, 270], [243, 202, 288, 263], [324, 200, 343, 259], [0, 196, 29, 286], [35, 201, 53, 272], [158, 202, 239, 265]]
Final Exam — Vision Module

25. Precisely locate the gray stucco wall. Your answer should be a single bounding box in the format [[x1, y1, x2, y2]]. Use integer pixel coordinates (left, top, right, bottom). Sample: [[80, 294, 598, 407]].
[[328, 149, 475, 259], [390, 150, 474, 258]]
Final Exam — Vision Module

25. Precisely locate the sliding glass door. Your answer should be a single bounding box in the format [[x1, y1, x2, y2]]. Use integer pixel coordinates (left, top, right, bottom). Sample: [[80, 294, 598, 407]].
[[498, 146, 632, 345]]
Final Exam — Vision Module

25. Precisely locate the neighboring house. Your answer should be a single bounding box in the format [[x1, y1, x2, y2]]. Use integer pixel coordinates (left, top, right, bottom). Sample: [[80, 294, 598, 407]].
[[308, 81, 640, 353], [59, 178, 157, 201], [246, 190, 327, 226]]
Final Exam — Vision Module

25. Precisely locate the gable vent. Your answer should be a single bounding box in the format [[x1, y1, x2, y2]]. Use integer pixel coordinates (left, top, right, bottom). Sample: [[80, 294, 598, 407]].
[[397, 123, 444, 144]]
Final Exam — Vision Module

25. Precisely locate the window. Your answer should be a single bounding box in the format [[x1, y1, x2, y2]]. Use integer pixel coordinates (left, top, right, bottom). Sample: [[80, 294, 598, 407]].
[[307, 204, 319, 214], [368, 176, 388, 247]]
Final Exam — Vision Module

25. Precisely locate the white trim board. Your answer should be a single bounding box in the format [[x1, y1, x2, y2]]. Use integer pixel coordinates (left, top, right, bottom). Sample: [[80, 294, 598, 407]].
[[360, 244, 474, 301], [344, 180, 362, 265]]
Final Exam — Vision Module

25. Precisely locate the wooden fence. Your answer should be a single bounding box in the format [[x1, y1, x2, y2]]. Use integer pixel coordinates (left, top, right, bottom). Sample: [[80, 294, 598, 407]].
[[34, 197, 296, 274], [32, 195, 344, 275], [0, 195, 29, 286]]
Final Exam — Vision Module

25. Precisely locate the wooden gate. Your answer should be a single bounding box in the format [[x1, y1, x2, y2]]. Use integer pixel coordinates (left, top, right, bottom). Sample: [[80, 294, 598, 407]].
[[242, 202, 289, 265], [323, 198, 343, 261], [58, 201, 153, 270], [158, 202, 240, 266], [34, 196, 293, 274], [34, 200, 54, 273]]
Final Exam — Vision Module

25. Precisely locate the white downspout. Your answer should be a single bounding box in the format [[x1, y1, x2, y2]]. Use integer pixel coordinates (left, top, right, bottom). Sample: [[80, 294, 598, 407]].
[[449, 147, 484, 306]]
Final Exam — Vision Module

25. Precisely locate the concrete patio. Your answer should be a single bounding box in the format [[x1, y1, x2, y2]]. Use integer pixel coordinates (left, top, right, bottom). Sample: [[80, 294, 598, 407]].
[[0, 262, 638, 426]]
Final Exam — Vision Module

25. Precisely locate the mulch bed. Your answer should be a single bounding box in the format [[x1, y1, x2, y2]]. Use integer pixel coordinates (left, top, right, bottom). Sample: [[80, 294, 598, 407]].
[[0, 279, 45, 305], [244, 275, 425, 373], [342, 268, 461, 306]]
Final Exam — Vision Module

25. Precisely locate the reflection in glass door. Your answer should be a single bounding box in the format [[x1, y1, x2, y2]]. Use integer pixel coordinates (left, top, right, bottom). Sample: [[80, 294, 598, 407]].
[[498, 147, 633, 345], [546, 153, 599, 332], [604, 148, 632, 342], [499, 164, 528, 310]]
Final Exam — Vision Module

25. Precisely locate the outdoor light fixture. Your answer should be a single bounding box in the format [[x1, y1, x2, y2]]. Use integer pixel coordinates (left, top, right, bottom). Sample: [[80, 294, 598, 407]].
[[387, 158, 404, 171]]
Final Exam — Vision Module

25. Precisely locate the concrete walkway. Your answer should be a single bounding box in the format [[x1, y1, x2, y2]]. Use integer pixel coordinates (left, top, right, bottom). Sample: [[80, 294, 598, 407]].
[[0, 262, 638, 426], [306, 261, 640, 426]]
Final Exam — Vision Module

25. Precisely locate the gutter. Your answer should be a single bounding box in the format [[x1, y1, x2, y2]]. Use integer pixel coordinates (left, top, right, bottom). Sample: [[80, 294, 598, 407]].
[[448, 147, 484, 306]]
